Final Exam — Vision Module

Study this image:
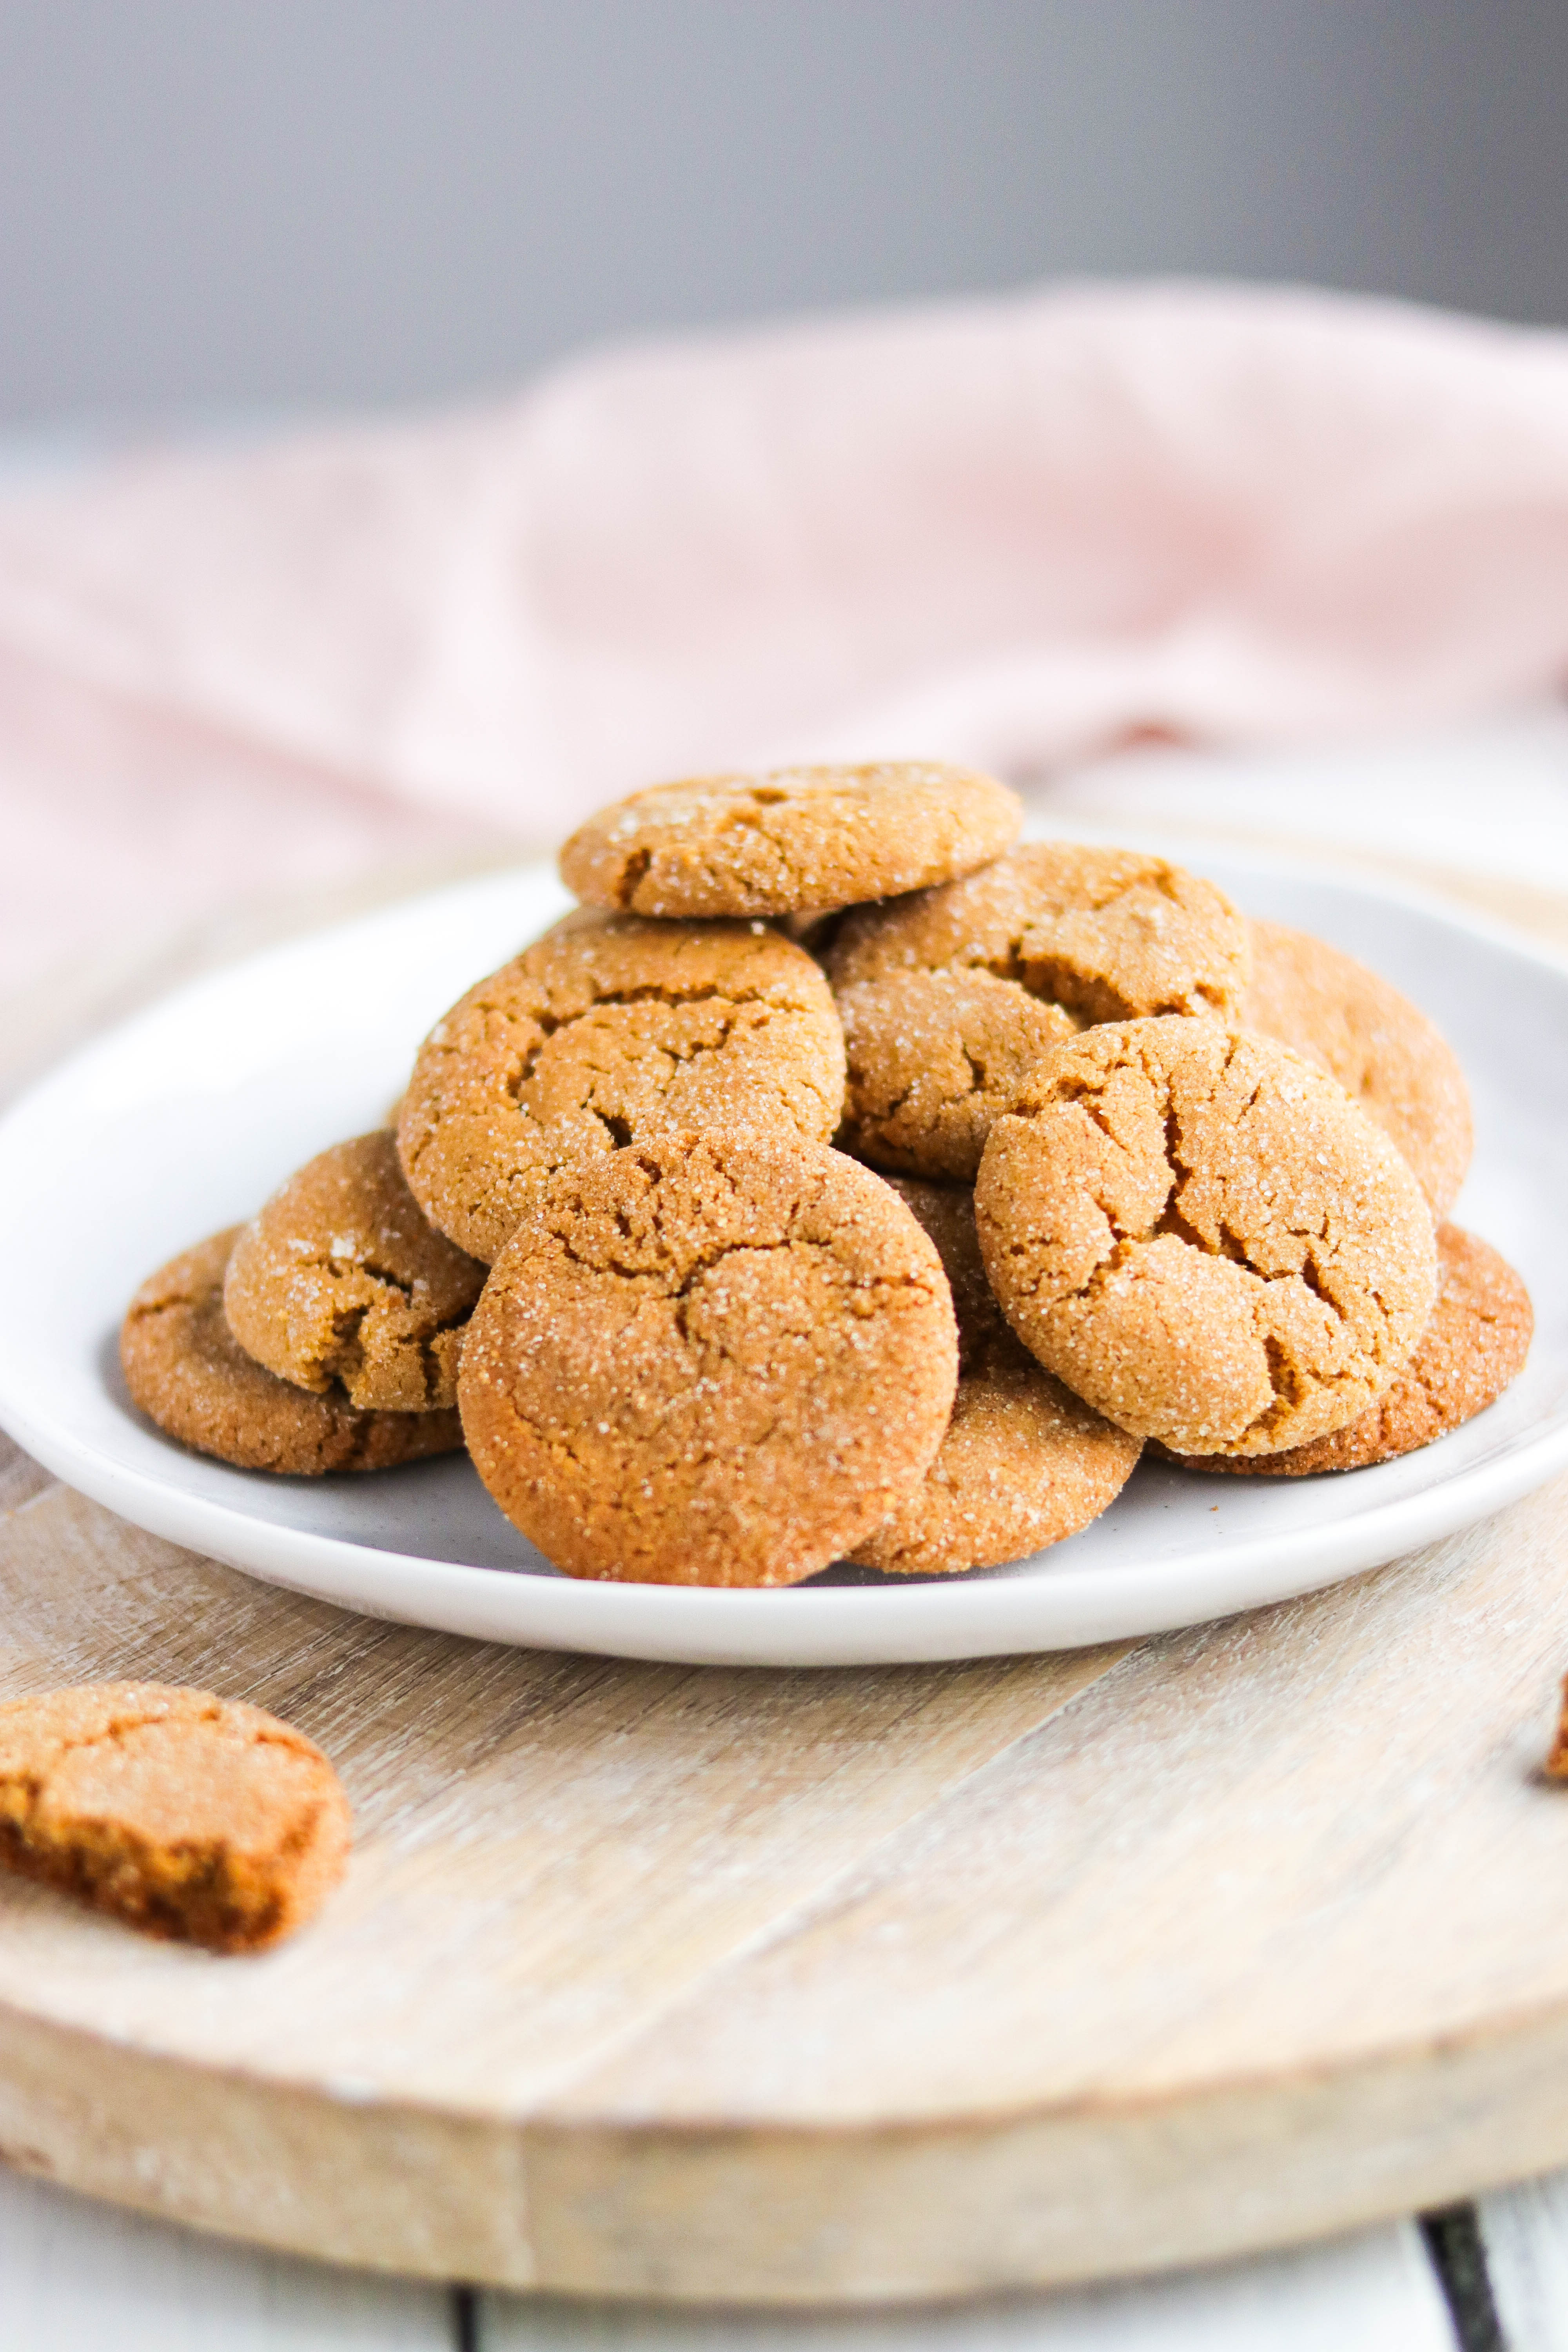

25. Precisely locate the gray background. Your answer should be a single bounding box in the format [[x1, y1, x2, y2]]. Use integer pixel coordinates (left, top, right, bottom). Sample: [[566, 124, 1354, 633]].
[[2, 0, 1566, 428]]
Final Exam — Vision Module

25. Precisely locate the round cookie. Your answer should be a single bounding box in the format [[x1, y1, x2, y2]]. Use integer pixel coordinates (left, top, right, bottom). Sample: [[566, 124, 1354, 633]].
[[975, 1018, 1439, 1457], [825, 844, 1250, 1180], [1243, 919, 1472, 1216], [1160, 1225, 1530, 1476], [225, 1132, 485, 1412], [121, 1230, 465, 1475], [835, 971, 1078, 1183], [399, 913, 846, 1263], [559, 762, 1022, 920], [848, 1178, 1142, 1576], [458, 1134, 959, 1588]]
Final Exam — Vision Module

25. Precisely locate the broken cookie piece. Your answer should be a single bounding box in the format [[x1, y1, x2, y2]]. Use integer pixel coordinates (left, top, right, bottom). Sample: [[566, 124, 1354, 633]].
[[0, 1683, 352, 1950]]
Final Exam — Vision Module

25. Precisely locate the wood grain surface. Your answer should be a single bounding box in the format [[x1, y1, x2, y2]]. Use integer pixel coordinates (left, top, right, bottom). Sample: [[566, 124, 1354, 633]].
[[0, 837, 1566, 2305], [0, 1466, 1565, 2300]]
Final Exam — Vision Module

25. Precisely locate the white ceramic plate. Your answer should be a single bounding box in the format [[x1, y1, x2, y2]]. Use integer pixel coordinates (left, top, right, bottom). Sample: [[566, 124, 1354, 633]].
[[0, 848, 1565, 1668]]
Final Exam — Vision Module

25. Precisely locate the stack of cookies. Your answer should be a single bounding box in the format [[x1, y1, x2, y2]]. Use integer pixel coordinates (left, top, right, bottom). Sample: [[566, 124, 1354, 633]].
[[121, 761, 1532, 1589]]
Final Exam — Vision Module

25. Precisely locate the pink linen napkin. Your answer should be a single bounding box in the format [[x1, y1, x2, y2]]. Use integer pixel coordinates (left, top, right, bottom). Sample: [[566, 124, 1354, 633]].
[[4, 278, 1568, 992]]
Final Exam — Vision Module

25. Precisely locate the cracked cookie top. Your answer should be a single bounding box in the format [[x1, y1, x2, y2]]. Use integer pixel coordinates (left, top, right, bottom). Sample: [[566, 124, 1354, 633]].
[[224, 1132, 485, 1412], [824, 844, 1250, 1180], [975, 1018, 1439, 1457], [1161, 1223, 1531, 1476], [121, 1230, 465, 1474], [1242, 919, 1473, 1217], [458, 1133, 959, 1587], [398, 913, 847, 1263], [559, 761, 1022, 918]]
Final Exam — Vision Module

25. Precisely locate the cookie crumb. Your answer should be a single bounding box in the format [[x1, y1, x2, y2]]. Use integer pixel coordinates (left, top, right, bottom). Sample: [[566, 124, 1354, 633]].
[[1547, 1681, 1568, 1780]]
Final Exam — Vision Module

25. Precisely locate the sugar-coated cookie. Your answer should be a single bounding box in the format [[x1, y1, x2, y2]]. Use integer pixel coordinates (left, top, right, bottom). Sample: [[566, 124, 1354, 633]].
[[1243, 920, 1472, 1215], [0, 1683, 351, 1950], [1160, 1225, 1530, 1475], [848, 1178, 1142, 1575], [224, 1132, 485, 1411], [399, 913, 846, 1263], [459, 1133, 958, 1587], [834, 970, 1078, 1183], [122, 1230, 465, 1474], [560, 762, 1021, 919], [976, 1019, 1438, 1457], [826, 845, 1250, 1179]]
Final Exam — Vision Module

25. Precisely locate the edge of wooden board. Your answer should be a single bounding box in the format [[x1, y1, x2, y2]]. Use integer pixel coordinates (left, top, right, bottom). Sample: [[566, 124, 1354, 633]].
[[5, 1991, 1568, 2301]]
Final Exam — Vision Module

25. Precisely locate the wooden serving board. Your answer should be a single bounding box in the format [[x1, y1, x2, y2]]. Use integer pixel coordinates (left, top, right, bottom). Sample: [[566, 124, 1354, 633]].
[[2, 844, 1568, 2306], [2, 1457, 1568, 2303]]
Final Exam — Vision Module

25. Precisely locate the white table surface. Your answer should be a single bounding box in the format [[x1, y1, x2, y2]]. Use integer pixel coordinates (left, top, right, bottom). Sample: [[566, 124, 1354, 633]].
[[0, 2169, 1470, 2350], [3, 530, 1566, 2343]]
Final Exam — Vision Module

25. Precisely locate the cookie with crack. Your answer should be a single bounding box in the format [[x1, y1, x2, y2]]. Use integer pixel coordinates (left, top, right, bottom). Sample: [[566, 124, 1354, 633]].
[[1160, 1224, 1529, 1475], [399, 913, 846, 1263], [122, 1230, 464, 1474], [849, 1177, 1142, 1575], [975, 1018, 1438, 1457], [225, 1132, 485, 1411], [560, 761, 1021, 919], [0, 1683, 351, 1951], [1242, 919, 1472, 1216], [459, 1134, 958, 1586], [825, 844, 1250, 1180]]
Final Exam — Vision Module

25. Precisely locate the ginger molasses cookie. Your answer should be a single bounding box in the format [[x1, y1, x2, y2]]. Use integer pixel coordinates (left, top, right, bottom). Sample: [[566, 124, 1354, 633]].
[[122, 1231, 464, 1474], [225, 1132, 485, 1412], [1244, 920, 1472, 1216], [975, 1019, 1439, 1458], [559, 761, 1021, 920], [826, 844, 1250, 1180], [849, 1178, 1142, 1576], [0, 1683, 351, 1950], [835, 971, 1078, 1184], [459, 1134, 958, 1587], [1161, 1224, 1530, 1476], [399, 913, 846, 1263]]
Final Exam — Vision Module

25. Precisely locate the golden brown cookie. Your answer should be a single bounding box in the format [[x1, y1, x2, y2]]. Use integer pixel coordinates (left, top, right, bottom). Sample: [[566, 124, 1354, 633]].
[[398, 913, 846, 1263], [1243, 920, 1472, 1215], [975, 1018, 1439, 1457], [825, 844, 1250, 1179], [458, 1133, 958, 1587], [1160, 1225, 1530, 1475], [0, 1683, 352, 1950], [559, 761, 1022, 920], [224, 1132, 485, 1411], [849, 1179, 1142, 1575], [835, 970, 1078, 1183], [121, 1230, 465, 1474]]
